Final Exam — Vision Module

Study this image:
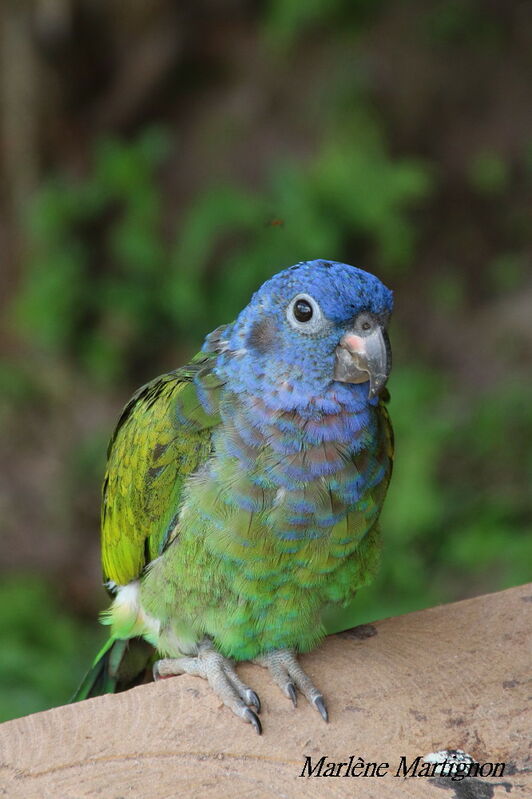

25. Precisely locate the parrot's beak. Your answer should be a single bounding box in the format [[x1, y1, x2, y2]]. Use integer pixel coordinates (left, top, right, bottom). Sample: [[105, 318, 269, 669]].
[[333, 324, 391, 398]]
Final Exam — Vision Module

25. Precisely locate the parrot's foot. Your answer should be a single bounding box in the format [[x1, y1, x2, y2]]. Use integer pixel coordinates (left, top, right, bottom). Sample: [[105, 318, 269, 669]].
[[255, 649, 328, 723], [153, 644, 262, 734]]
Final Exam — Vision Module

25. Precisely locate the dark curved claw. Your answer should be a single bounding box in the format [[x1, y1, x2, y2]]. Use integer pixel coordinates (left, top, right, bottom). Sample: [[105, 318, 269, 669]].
[[313, 695, 328, 723], [247, 690, 261, 714], [244, 707, 263, 735], [286, 682, 297, 708]]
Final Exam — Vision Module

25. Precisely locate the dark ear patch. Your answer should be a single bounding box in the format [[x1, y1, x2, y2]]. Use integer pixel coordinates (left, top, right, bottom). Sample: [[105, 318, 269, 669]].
[[247, 318, 277, 354]]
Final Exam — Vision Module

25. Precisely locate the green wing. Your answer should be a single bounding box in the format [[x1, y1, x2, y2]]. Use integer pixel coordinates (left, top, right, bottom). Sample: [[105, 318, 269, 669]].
[[101, 352, 222, 587]]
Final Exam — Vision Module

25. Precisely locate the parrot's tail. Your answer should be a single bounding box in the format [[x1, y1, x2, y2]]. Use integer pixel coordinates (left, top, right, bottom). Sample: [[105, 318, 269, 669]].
[[71, 636, 155, 702]]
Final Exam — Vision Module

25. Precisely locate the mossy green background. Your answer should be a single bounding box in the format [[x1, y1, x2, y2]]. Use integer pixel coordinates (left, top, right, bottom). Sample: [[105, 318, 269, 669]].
[[0, 0, 530, 722]]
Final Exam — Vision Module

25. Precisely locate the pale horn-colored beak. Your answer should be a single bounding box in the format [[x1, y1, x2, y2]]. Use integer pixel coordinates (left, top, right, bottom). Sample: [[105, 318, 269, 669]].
[[333, 325, 391, 398]]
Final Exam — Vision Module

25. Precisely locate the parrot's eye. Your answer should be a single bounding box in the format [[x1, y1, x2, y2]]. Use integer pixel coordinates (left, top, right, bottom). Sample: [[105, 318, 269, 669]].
[[294, 299, 313, 322], [286, 293, 328, 335]]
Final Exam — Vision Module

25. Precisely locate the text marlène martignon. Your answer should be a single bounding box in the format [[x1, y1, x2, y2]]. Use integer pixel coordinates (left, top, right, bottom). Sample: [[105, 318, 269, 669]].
[[299, 755, 506, 782]]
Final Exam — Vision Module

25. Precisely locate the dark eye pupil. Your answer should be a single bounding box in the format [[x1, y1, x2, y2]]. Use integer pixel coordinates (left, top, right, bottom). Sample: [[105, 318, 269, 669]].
[[362, 321, 371, 331], [294, 299, 313, 322]]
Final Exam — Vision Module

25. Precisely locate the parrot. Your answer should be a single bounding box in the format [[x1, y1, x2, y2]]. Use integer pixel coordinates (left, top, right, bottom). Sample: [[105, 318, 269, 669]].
[[74, 259, 394, 734]]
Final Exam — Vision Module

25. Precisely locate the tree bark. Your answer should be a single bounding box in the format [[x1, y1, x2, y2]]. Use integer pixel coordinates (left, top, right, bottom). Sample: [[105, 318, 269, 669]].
[[0, 583, 529, 798]]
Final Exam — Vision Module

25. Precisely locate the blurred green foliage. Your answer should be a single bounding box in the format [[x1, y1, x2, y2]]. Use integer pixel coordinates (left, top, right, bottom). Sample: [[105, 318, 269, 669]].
[[468, 150, 509, 195], [13, 112, 430, 386], [265, 0, 384, 47], [13, 129, 171, 385], [1, 0, 531, 724], [0, 577, 103, 721]]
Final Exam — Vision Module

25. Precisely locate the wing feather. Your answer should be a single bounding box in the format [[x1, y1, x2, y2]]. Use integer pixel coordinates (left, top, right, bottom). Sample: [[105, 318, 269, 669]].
[[101, 353, 222, 587]]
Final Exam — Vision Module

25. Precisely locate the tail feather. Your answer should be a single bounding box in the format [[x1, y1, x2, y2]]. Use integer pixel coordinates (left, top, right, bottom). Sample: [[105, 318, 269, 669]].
[[71, 637, 155, 702]]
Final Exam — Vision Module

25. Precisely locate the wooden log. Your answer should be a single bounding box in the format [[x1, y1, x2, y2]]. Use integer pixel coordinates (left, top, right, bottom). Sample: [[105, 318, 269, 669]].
[[0, 584, 530, 798]]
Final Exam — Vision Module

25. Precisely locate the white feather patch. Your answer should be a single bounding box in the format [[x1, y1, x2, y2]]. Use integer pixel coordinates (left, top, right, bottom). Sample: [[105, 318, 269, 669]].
[[112, 580, 161, 640]]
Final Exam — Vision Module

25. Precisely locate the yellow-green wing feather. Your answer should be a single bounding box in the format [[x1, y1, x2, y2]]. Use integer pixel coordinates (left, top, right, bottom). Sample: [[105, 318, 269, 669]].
[[101, 354, 222, 587]]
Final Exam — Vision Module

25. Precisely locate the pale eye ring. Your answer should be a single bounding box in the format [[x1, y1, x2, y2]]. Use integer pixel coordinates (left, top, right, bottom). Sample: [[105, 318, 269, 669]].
[[286, 293, 328, 334]]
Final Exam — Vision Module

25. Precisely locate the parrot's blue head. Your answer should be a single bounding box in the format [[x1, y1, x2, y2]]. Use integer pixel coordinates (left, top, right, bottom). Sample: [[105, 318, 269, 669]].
[[209, 259, 393, 412]]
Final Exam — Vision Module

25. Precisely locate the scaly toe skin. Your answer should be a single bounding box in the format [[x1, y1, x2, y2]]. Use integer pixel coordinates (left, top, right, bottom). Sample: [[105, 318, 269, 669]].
[[221, 665, 262, 715], [257, 649, 328, 720], [153, 649, 262, 732]]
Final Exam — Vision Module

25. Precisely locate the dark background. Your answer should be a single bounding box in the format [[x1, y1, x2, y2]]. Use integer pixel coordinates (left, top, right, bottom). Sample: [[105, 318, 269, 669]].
[[0, 0, 531, 722]]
